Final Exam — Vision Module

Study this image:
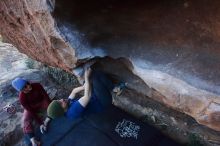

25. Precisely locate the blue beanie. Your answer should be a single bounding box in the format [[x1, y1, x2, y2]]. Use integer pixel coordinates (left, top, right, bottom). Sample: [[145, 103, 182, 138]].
[[12, 78, 27, 92]]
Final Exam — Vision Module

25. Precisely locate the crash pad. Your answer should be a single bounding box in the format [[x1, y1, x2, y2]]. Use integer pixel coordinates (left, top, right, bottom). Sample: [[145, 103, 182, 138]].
[[40, 106, 182, 146]]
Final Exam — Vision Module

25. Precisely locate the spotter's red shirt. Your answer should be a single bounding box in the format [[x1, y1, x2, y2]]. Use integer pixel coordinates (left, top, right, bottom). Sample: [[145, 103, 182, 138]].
[[19, 83, 51, 124]]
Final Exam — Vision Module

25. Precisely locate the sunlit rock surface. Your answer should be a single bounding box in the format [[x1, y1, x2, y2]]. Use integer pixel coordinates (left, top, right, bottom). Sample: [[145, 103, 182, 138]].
[[1, 0, 220, 132]]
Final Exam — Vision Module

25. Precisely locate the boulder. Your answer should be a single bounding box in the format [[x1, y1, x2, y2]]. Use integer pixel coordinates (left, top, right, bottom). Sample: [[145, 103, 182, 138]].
[[1, 0, 220, 133]]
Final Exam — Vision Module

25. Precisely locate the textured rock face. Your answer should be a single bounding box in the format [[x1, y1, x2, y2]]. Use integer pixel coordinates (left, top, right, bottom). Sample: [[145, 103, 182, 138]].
[[0, 0, 76, 71], [1, 0, 220, 132]]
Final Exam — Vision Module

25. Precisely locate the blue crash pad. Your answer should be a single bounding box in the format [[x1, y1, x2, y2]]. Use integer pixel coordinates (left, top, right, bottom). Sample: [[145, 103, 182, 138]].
[[39, 106, 182, 146]]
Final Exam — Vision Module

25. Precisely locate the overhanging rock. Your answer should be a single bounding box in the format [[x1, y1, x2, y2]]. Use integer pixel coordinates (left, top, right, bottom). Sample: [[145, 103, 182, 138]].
[[1, 0, 220, 132]]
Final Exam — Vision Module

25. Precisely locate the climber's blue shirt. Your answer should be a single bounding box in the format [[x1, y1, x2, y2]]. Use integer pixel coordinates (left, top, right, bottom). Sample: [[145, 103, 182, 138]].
[[65, 99, 84, 120], [65, 93, 104, 120]]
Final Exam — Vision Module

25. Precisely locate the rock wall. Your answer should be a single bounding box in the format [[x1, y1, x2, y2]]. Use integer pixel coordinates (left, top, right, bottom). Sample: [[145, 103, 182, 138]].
[[0, 0, 76, 71], [1, 0, 220, 132]]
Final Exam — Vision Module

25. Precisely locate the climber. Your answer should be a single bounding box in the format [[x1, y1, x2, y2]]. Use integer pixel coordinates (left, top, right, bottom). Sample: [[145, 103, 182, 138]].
[[41, 67, 126, 133], [11, 78, 52, 146]]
